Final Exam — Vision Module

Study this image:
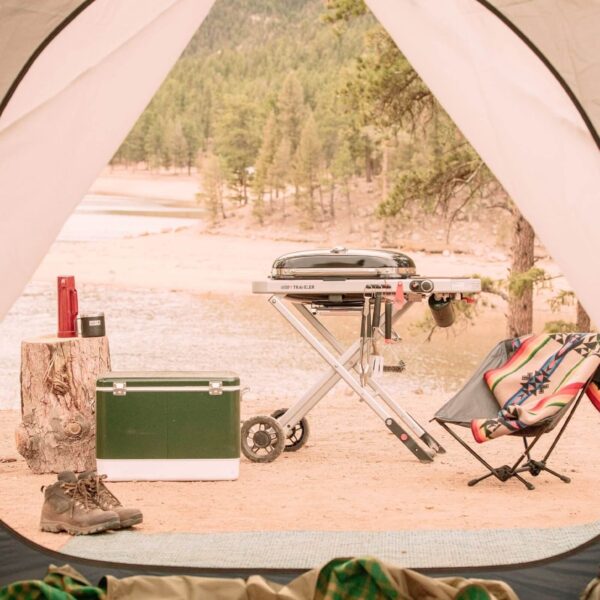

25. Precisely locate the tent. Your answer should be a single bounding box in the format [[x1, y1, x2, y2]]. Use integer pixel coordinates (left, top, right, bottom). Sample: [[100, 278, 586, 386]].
[[1, 0, 598, 324], [0, 0, 598, 592]]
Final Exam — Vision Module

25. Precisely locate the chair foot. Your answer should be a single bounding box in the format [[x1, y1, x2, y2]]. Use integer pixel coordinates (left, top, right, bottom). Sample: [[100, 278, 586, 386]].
[[468, 469, 500, 487], [523, 460, 571, 483], [468, 465, 535, 489], [513, 472, 535, 490]]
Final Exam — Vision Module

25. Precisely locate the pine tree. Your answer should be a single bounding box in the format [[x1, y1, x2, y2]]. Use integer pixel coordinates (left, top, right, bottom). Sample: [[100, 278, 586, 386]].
[[270, 137, 292, 217], [332, 139, 355, 231], [198, 152, 226, 225], [215, 95, 261, 205], [168, 119, 188, 171], [144, 115, 164, 172], [294, 111, 322, 223], [253, 112, 278, 210], [276, 72, 306, 153], [182, 111, 202, 174]]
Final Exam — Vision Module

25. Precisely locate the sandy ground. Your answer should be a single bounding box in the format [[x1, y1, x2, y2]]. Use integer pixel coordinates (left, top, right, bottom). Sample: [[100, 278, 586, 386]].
[[1, 170, 597, 554], [2, 394, 600, 553]]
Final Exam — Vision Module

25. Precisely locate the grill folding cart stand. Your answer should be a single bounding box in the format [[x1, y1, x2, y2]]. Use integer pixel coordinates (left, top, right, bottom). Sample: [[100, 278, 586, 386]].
[[244, 274, 480, 463]]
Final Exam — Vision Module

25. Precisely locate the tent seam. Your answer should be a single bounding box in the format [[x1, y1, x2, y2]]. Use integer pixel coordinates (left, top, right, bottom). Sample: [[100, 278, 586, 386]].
[[0, 0, 96, 124], [474, 0, 600, 150]]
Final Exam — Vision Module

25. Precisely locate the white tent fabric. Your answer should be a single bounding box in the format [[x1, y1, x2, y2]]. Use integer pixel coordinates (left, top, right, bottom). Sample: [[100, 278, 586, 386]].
[[0, 0, 85, 106], [0, 0, 215, 320], [365, 0, 600, 325], [492, 0, 600, 139], [0, 0, 599, 327]]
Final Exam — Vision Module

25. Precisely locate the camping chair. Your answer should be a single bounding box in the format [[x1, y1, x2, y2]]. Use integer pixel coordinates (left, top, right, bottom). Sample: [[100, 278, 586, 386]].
[[434, 339, 599, 490]]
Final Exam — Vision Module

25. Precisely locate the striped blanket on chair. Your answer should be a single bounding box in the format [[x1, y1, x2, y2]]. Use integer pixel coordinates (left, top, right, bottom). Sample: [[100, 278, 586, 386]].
[[471, 333, 600, 442]]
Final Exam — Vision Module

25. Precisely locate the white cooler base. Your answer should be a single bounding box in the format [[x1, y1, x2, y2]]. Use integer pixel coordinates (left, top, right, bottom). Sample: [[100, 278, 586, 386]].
[[96, 458, 240, 481]]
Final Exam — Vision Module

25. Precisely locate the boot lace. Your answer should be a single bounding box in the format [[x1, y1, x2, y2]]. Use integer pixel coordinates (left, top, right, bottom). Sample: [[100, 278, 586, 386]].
[[60, 480, 94, 515], [86, 474, 121, 509]]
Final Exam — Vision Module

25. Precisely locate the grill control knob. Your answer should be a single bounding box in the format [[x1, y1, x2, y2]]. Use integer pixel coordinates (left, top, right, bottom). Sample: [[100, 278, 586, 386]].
[[420, 279, 434, 293], [409, 280, 421, 292]]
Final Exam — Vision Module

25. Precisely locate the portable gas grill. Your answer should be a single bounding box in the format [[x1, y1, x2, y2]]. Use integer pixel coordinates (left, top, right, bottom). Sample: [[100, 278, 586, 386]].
[[244, 247, 481, 464]]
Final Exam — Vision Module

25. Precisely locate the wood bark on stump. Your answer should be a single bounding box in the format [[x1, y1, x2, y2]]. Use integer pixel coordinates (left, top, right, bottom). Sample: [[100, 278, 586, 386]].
[[16, 336, 110, 473]]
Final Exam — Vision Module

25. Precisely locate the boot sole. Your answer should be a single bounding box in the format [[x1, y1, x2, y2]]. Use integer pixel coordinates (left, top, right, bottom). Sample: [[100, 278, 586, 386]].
[[40, 517, 120, 535], [116, 514, 143, 529]]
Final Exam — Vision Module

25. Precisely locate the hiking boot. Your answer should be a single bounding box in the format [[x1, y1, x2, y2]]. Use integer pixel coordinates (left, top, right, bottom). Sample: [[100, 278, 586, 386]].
[[39, 474, 120, 535], [79, 471, 143, 529]]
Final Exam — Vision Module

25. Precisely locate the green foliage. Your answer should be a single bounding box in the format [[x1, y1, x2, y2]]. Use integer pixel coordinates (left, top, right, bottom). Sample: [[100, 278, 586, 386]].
[[332, 139, 354, 184], [548, 290, 575, 312], [294, 111, 322, 222], [544, 320, 578, 334], [277, 72, 306, 153], [270, 137, 292, 198], [114, 0, 371, 178], [214, 95, 261, 203], [323, 0, 368, 24], [253, 111, 278, 200], [507, 267, 547, 298], [197, 152, 226, 224]]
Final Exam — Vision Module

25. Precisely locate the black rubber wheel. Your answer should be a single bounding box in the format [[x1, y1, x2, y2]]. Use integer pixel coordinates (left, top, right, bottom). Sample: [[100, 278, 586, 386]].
[[271, 408, 310, 452], [241, 415, 285, 463]]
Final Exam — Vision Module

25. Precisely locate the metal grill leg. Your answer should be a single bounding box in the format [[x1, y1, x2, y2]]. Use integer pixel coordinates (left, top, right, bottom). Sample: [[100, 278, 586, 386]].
[[294, 303, 445, 454], [270, 296, 433, 462]]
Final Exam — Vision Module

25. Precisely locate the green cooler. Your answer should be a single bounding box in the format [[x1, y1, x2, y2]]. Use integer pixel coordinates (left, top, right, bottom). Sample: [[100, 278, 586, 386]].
[[96, 371, 240, 481]]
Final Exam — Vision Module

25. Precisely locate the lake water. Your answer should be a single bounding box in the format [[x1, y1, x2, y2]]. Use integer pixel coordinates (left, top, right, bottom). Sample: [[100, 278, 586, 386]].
[[56, 193, 202, 241], [0, 193, 507, 410]]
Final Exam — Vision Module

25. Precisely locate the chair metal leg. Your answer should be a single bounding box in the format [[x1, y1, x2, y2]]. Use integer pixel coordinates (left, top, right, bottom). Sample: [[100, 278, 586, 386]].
[[467, 471, 495, 486], [438, 420, 536, 489], [518, 459, 571, 483]]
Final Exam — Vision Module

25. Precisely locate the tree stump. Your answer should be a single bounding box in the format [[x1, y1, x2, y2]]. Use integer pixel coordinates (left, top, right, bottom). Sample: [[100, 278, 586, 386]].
[[15, 336, 111, 473]]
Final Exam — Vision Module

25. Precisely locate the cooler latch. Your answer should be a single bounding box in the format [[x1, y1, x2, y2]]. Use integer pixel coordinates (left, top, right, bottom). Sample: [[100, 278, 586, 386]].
[[209, 381, 223, 395], [112, 382, 127, 396]]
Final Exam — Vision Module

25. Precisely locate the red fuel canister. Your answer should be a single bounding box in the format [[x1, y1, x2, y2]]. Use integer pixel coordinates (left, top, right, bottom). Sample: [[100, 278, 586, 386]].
[[57, 276, 78, 338]]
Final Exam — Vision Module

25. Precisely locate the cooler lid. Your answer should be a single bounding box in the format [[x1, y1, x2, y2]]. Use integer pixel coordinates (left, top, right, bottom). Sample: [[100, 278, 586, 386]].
[[96, 371, 240, 389]]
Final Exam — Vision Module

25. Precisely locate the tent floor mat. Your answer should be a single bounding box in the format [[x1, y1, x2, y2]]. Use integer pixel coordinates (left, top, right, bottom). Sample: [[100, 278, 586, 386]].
[[61, 521, 600, 569]]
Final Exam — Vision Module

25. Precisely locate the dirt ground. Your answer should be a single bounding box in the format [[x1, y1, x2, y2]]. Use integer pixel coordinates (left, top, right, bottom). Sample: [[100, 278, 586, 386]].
[[1, 169, 598, 553], [2, 393, 600, 552]]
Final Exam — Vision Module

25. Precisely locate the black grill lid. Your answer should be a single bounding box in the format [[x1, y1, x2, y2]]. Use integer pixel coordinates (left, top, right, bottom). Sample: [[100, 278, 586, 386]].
[[271, 247, 416, 279]]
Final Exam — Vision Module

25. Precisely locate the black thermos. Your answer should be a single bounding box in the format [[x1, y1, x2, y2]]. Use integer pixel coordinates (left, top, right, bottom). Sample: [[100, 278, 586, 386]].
[[79, 313, 106, 337]]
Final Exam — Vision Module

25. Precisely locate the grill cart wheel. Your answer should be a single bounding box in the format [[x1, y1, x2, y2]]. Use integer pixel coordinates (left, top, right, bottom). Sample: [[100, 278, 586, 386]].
[[271, 408, 310, 452], [241, 415, 285, 463]]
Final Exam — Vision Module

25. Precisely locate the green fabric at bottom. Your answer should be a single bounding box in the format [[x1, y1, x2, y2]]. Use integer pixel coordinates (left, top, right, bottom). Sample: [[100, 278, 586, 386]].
[[0, 566, 104, 600], [314, 558, 516, 600]]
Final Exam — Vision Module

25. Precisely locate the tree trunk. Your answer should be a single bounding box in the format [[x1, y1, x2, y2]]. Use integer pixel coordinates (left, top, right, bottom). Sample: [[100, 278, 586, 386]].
[[576, 300, 592, 331], [507, 212, 535, 338], [15, 336, 111, 474], [346, 184, 353, 233], [329, 181, 335, 219], [318, 184, 326, 219], [365, 145, 372, 183], [381, 141, 389, 201]]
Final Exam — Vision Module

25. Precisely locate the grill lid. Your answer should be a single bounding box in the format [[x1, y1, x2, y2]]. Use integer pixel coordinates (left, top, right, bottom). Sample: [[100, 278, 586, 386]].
[[271, 247, 416, 279]]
